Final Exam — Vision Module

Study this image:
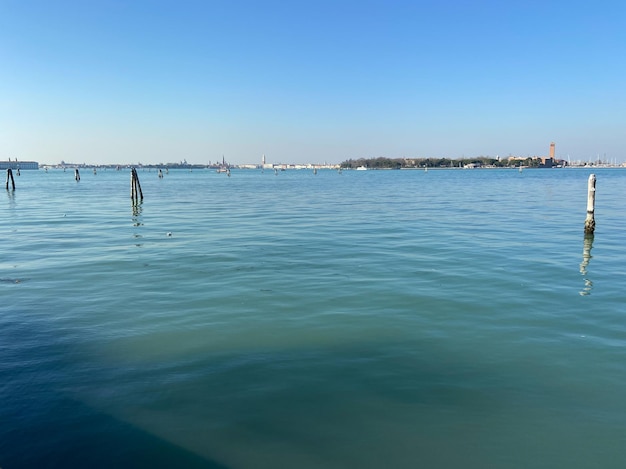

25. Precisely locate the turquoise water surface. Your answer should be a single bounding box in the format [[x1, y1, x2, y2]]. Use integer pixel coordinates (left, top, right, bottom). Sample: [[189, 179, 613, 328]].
[[2, 167, 626, 468]]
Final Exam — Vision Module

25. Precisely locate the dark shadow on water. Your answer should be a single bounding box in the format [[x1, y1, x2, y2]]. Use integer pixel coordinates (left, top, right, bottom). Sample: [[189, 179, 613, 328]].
[[0, 394, 229, 469], [579, 234, 594, 296]]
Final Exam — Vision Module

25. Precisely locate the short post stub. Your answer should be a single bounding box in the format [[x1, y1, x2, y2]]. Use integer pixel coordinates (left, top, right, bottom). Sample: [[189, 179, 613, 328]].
[[584, 174, 596, 235]]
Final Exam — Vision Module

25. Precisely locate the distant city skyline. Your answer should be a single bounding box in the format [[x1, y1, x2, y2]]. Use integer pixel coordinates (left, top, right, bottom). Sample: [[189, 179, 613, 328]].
[[2, 1, 625, 165]]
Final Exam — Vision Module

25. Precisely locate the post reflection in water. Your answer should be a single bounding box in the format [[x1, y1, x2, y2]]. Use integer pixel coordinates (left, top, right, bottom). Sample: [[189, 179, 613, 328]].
[[132, 201, 143, 221], [579, 234, 594, 296], [5, 187, 16, 206], [132, 201, 143, 246]]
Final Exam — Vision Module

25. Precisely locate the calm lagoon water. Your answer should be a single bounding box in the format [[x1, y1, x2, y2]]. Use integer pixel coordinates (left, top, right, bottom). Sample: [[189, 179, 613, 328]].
[[2, 167, 626, 468]]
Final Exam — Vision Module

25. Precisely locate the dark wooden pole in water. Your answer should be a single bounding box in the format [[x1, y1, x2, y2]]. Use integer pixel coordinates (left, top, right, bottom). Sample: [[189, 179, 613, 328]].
[[130, 168, 143, 202], [130, 169, 136, 201], [584, 174, 596, 235], [135, 169, 143, 200], [6, 168, 15, 190], [75, 168, 80, 181]]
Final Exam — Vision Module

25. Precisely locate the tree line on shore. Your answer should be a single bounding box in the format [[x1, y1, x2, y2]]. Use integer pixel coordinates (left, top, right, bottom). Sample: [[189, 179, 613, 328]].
[[340, 156, 542, 169]]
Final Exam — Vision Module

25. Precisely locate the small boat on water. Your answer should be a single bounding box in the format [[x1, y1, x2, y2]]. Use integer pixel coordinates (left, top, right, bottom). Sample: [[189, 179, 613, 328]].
[[356, 166, 367, 171]]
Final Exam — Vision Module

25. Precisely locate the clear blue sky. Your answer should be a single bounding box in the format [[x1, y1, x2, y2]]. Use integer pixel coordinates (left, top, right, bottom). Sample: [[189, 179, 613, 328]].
[[1, 0, 625, 165]]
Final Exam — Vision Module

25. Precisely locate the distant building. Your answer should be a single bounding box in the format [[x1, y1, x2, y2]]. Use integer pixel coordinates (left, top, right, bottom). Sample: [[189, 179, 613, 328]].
[[540, 157, 553, 168], [507, 142, 562, 168], [0, 160, 39, 170]]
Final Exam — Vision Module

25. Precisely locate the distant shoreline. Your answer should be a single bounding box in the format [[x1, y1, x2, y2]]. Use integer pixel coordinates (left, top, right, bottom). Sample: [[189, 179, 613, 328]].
[[34, 164, 626, 171], [5, 160, 625, 171]]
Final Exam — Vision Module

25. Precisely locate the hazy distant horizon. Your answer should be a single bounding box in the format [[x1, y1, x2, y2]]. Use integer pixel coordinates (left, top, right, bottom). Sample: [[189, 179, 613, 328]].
[[10, 152, 622, 169]]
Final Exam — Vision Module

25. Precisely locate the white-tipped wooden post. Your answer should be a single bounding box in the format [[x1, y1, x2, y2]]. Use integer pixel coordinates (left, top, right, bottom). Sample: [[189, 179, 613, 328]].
[[584, 174, 596, 234]]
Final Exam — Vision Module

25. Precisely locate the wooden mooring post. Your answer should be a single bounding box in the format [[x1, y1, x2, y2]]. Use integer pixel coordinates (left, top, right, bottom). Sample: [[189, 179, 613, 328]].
[[5, 168, 15, 190], [584, 174, 596, 235], [75, 168, 80, 181], [130, 168, 143, 202]]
